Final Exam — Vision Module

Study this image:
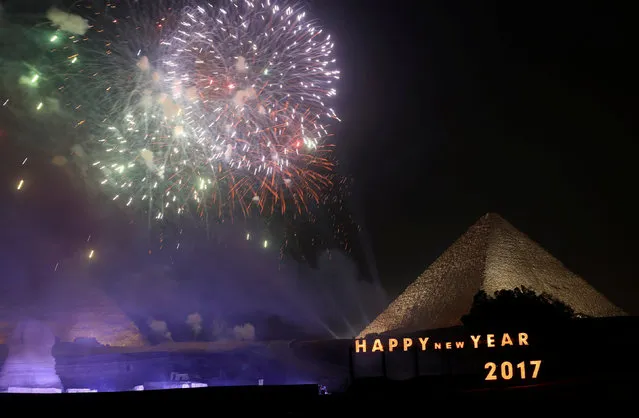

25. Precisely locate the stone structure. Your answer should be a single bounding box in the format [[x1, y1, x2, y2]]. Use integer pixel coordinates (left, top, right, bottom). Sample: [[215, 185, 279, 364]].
[[359, 213, 625, 337], [49, 284, 145, 347], [0, 285, 145, 347], [0, 319, 62, 390]]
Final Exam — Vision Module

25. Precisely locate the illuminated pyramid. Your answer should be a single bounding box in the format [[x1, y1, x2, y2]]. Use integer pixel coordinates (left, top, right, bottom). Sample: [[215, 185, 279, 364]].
[[358, 213, 625, 337], [49, 284, 146, 347], [0, 284, 145, 347]]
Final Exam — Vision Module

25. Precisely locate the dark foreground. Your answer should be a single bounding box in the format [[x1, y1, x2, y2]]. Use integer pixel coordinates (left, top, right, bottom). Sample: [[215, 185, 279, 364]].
[[1, 376, 636, 413]]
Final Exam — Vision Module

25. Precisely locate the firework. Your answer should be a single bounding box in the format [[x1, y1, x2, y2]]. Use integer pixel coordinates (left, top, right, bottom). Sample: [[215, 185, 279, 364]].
[[160, 0, 340, 214], [3, 0, 340, 227], [0, 3, 170, 148], [36, 5, 180, 219], [32, 3, 225, 220], [64, 0, 341, 219]]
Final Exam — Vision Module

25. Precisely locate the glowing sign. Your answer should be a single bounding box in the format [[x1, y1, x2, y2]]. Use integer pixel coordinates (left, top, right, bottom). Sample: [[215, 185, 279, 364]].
[[353, 332, 530, 353], [484, 360, 542, 381], [353, 332, 543, 383]]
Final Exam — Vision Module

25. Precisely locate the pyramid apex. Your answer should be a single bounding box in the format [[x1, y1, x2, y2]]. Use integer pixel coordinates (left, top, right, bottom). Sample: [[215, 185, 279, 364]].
[[358, 214, 625, 337], [479, 212, 507, 223]]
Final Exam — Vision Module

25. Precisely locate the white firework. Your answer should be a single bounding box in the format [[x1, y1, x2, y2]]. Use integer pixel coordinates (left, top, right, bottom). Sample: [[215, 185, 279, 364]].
[[160, 0, 340, 193]]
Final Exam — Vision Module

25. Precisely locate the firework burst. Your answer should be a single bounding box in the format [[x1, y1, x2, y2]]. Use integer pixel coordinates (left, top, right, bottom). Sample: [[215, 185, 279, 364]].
[[3, 0, 341, 227], [160, 0, 340, 215], [43, 3, 210, 221]]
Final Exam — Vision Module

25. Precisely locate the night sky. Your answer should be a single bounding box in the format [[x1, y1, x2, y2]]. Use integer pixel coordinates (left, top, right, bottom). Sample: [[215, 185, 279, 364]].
[[1, 0, 638, 319], [314, 1, 638, 312]]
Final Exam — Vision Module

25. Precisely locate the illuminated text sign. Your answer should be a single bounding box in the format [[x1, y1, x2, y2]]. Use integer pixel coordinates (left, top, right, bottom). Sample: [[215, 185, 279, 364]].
[[353, 332, 530, 353], [353, 332, 542, 382]]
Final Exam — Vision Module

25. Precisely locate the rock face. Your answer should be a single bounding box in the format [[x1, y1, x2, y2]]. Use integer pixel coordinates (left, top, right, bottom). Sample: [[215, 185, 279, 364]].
[[0, 319, 62, 390], [359, 213, 626, 337]]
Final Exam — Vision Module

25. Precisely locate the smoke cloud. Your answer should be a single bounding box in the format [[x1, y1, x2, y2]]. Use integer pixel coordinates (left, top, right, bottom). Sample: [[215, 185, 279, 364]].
[[210, 318, 228, 341], [46, 8, 89, 36], [233, 323, 255, 341], [185, 313, 202, 339], [1, 196, 388, 342], [105, 221, 388, 341], [148, 319, 172, 342]]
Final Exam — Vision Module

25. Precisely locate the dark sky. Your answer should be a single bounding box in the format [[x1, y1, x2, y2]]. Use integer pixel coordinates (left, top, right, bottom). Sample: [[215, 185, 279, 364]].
[[304, 1, 639, 313], [1, 0, 638, 317], [317, 1, 638, 313]]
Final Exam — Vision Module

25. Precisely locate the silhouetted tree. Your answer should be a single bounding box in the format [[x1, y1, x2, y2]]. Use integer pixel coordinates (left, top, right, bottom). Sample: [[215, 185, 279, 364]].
[[461, 286, 586, 330]]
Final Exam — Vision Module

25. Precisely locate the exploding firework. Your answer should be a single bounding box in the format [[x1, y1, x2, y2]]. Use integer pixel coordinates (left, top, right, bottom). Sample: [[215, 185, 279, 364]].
[[159, 0, 340, 215], [18, 2, 227, 220], [2, 0, 341, 232], [64, 0, 341, 220], [42, 3, 209, 221]]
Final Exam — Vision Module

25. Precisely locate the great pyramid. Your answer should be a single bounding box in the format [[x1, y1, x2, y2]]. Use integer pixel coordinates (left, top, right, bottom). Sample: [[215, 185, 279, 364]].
[[358, 213, 625, 337]]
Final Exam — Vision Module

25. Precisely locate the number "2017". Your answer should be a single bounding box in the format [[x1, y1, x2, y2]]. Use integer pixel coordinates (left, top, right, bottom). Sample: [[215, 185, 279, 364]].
[[484, 360, 542, 381]]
